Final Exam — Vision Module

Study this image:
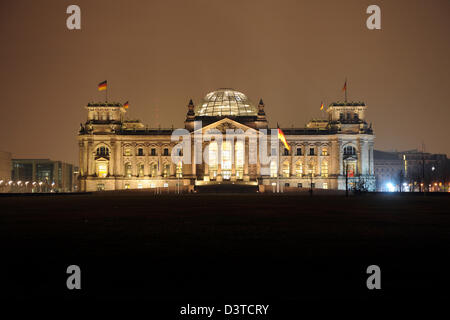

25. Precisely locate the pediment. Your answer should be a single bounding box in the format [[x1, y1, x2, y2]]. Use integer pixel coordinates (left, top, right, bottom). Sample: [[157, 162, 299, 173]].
[[193, 118, 261, 136]]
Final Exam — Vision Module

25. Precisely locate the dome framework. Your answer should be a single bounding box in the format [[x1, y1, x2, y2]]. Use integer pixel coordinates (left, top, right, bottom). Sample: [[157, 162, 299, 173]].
[[196, 89, 258, 117]]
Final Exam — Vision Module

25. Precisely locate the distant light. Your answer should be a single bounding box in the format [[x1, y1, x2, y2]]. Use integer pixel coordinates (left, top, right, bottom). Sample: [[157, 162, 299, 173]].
[[432, 166, 435, 171], [386, 182, 395, 192]]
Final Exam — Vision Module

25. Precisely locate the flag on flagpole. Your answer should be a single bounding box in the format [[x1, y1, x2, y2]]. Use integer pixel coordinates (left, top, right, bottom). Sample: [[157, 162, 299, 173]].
[[277, 123, 290, 151], [98, 80, 107, 91], [320, 102, 324, 111], [342, 80, 347, 92], [123, 101, 129, 109]]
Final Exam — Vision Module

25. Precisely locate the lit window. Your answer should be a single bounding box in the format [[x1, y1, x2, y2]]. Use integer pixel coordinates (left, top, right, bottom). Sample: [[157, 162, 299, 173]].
[[282, 161, 290, 177], [321, 147, 328, 156], [323, 183, 328, 189], [97, 163, 108, 178], [163, 164, 170, 177], [138, 164, 144, 177], [124, 149, 132, 156], [176, 161, 182, 178], [295, 162, 303, 177], [321, 161, 328, 177], [125, 163, 132, 177], [270, 160, 277, 177], [137, 184, 143, 189], [150, 163, 157, 177]]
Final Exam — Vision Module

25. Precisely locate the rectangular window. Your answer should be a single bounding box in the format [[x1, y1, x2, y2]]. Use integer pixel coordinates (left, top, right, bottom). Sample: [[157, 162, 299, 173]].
[[163, 148, 169, 156], [124, 183, 130, 190], [323, 182, 328, 189], [137, 184, 143, 189], [284, 183, 290, 187], [138, 148, 144, 156], [309, 148, 315, 156], [97, 183, 105, 191], [296, 148, 302, 156], [124, 149, 132, 156], [311, 183, 315, 188], [271, 148, 277, 156], [284, 148, 289, 156], [297, 183, 302, 188], [151, 148, 156, 156]]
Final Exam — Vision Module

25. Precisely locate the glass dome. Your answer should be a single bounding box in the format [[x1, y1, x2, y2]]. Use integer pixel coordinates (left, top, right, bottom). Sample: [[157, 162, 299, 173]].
[[195, 89, 258, 117]]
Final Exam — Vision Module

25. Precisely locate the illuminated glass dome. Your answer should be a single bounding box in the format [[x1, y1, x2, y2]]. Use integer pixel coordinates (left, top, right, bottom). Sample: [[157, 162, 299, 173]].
[[196, 89, 258, 117]]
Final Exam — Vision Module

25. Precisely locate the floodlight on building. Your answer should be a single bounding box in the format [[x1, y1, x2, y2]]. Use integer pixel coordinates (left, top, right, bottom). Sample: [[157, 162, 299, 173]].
[[39, 182, 43, 186], [8, 181, 13, 185], [432, 166, 435, 171]]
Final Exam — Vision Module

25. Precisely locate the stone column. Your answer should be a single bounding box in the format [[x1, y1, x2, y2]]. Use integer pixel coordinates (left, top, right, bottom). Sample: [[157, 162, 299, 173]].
[[88, 141, 94, 176], [244, 139, 249, 175], [109, 141, 115, 176], [83, 141, 88, 176]]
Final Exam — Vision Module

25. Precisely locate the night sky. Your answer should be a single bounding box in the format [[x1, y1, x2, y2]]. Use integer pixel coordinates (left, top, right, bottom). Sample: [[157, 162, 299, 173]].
[[1, 0, 449, 165]]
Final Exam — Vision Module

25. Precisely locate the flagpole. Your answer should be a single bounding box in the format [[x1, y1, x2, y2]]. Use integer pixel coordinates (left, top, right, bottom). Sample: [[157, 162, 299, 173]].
[[277, 139, 280, 193], [106, 87, 108, 102], [345, 78, 347, 103]]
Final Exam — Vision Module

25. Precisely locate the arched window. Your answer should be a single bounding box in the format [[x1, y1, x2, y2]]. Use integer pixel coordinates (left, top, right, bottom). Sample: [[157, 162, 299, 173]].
[[270, 160, 278, 178], [138, 163, 145, 177], [282, 161, 290, 178], [321, 147, 328, 156], [295, 161, 303, 177], [125, 163, 132, 177], [124, 148, 132, 156], [96, 146, 109, 157], [321, 161, 328, 177], [163, 164, 170, 177], [344, 146, 356, 156], [176, 161, 182, 178], [150, 163, 157, 177]]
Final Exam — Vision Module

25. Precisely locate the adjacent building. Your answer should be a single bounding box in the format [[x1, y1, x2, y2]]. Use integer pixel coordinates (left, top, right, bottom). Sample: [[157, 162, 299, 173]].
[[11, 159, 74, 192], [78, 88, 376, 192], [0, 151, 12, 191], [374, 149, 449, 191]]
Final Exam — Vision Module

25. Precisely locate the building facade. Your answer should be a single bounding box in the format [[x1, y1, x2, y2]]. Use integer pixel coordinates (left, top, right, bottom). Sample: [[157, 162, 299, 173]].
[[374, 149, 449, 192], [11, 159, 74, 192], [0, 151, 12, 192], [78, 89, 375, 192]]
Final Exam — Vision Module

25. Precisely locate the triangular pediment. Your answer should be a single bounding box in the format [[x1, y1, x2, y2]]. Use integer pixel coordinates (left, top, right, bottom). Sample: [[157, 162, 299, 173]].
[[193, 118, 261, 136]]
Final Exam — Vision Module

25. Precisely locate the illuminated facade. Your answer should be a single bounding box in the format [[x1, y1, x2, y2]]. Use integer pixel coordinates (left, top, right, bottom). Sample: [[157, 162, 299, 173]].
[[78, 89, 375, 192]]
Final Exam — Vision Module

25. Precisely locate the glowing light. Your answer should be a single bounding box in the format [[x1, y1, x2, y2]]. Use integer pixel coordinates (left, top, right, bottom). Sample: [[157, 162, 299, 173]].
[[386, 182, 395, 192]]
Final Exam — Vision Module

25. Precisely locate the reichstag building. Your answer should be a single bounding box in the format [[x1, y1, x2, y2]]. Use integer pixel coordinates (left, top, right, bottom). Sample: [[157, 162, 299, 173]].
[[78, 88, 375, 192]]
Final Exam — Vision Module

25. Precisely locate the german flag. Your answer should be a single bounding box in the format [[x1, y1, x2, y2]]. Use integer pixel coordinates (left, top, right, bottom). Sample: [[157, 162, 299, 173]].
[[342, 80, 347, 92], [320, 102, 324, 111], [123, 101, 129, 109], [98, 80, 107, 91], [277, 123, 290, 151]]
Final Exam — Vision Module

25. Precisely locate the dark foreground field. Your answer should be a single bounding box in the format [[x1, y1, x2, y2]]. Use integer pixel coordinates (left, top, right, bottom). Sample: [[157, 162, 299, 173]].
[[1, 192, 449, 308]]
